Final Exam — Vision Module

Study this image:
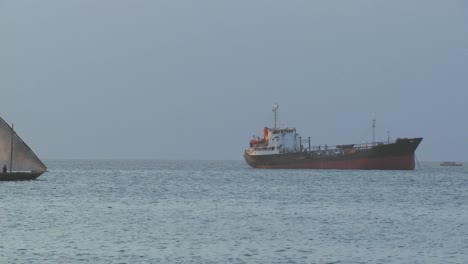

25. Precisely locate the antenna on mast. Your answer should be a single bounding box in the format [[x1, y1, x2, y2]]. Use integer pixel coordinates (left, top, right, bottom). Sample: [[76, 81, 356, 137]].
[[272, 103, 279, 129]]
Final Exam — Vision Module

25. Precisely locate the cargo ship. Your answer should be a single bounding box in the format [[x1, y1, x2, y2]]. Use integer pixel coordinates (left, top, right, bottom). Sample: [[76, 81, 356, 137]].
[[244, 105, 422, 170]]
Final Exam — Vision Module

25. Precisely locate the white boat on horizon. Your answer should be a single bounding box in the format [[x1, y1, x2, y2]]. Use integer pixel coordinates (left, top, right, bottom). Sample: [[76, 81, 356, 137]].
[[440, 161, 463, 166]]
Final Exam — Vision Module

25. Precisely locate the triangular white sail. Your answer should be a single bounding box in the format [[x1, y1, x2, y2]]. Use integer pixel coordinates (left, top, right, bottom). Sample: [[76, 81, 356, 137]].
[[0, 117, 47, 172]]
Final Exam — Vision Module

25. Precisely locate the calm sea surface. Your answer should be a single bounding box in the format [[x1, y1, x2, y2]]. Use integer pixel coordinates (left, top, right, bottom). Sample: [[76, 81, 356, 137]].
[[1, 160, 467, 263]]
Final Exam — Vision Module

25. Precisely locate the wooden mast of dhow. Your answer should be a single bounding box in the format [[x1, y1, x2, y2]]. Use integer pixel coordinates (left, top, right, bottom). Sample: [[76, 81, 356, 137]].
[[10, 123, 14, 173]]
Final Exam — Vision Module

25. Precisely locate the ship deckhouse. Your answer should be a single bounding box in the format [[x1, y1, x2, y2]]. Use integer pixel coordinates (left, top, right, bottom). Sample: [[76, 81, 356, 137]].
[[247, 127, 301, 156], [246, 104, 302, 156]]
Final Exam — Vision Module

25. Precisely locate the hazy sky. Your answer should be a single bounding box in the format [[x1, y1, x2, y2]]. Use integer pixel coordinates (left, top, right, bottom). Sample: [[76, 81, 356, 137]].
[[1, 1, 467, 161]]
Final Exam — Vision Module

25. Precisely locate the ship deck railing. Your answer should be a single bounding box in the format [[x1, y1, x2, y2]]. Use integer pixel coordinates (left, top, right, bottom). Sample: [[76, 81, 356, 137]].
[[300, 140, 395, 153], [246, 140, 396, 155]]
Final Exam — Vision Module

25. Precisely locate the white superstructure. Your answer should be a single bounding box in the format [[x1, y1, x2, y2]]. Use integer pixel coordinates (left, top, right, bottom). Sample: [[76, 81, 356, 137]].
[[246, 127, 301, 156]]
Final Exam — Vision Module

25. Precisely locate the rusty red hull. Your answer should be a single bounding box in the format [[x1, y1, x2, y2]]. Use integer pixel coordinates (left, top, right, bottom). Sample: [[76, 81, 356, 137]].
[[247, 154, 416, 170], [244, 137, 422, 170]]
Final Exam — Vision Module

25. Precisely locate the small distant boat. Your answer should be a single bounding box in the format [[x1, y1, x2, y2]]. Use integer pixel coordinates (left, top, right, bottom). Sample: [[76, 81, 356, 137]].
[[440, 161, 463, 167], [0, 116, 47, 181]]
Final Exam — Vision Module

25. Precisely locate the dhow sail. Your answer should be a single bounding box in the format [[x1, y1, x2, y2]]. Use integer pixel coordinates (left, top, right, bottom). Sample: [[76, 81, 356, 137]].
[[0, 117, 46, 172]]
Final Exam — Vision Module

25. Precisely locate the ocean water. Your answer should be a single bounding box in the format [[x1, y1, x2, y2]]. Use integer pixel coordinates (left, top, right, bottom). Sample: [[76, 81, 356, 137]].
[[0, 160, 467, 264]]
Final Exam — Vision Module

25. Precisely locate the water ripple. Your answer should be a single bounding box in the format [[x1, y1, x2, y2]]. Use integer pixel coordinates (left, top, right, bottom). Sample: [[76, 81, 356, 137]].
[[0, 160, 467, 263]]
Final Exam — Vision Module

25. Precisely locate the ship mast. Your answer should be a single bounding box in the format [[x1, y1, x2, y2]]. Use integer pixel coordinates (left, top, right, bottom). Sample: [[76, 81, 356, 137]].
[[372, 113, 376, 146], [272, 103, 279, 129]]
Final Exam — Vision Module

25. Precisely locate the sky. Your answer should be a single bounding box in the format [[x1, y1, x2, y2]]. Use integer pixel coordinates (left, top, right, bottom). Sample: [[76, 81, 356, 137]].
[[0, 0, 467, 161]]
